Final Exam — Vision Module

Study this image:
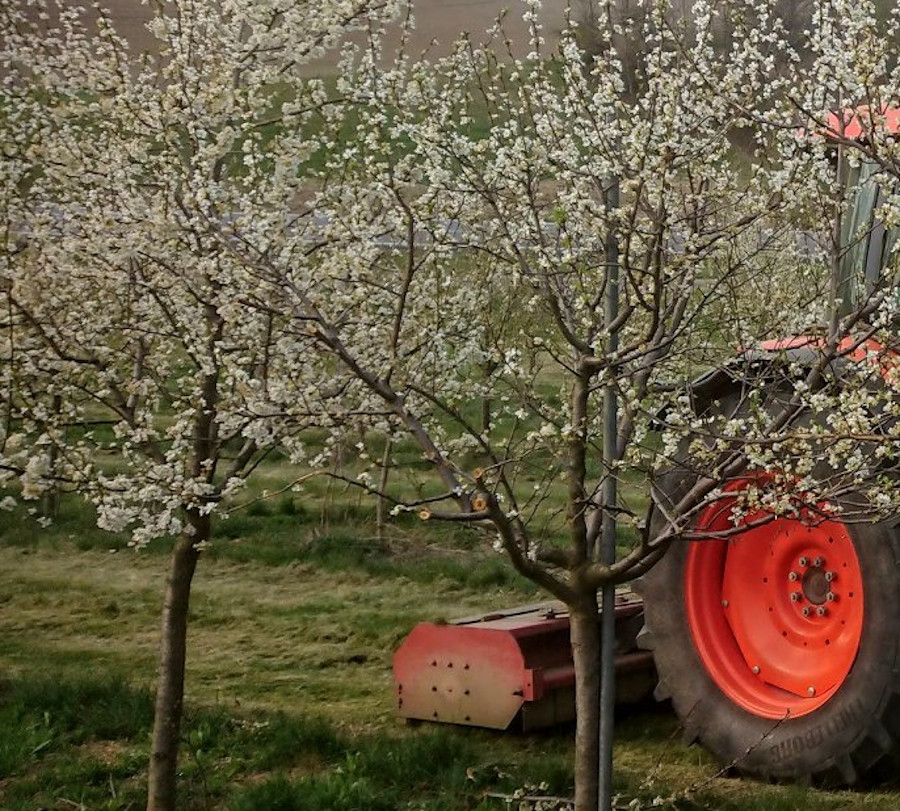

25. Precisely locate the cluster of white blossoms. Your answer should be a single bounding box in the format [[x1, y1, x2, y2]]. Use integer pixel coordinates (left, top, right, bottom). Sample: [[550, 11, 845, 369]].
[[4, 0, 900, 572], [0, 0, 400, 545]]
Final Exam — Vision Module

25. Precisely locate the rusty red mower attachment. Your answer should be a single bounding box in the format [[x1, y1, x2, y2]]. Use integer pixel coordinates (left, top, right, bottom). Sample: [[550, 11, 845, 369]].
[[393, 594, 655, 731]]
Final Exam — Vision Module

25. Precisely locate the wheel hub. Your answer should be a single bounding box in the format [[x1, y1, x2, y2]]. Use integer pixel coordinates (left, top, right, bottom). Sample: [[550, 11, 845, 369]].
[[801, 565, 830, 605]]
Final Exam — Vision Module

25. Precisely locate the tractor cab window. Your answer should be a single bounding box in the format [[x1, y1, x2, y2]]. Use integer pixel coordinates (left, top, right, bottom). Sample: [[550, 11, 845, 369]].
[[837, 156, 900, 313]]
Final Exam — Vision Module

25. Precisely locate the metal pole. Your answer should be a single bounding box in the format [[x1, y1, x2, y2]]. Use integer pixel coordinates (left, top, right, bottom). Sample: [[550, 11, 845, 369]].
[[598, 175, 619, 811]]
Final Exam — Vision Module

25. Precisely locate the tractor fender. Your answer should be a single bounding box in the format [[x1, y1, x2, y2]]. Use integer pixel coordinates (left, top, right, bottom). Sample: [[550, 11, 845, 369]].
[[686, 335, 894, 414]]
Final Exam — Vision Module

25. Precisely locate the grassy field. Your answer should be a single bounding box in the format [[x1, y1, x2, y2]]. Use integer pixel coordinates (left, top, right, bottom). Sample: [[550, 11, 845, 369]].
[[3, 491, 900, 810]]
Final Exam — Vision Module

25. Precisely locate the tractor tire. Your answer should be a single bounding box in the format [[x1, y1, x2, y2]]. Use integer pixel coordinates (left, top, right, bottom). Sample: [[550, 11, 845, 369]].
[[637, 391, 900, 785]]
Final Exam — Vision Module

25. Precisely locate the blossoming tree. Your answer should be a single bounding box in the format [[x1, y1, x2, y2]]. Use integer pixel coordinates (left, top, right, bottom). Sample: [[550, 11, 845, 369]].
[[7, 0, 900, 810], [1, 2, 399, 809], [240, 1, 900, 808]]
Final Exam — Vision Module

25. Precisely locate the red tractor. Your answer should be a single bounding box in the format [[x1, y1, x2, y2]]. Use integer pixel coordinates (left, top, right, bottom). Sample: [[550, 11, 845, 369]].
[[395, 109, 900, 787], [637, 108, 900, 785]]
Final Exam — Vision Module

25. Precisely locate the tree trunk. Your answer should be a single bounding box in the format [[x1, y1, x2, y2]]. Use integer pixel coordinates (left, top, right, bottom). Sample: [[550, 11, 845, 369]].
[[146, 532, 202, 811], [40, 394, 63, 520], [375, 438, 392, 541], [570, 597, 601, 811]]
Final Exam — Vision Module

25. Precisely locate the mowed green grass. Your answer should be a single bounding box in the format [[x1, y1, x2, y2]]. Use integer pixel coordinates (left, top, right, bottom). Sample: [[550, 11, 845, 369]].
[[3, 499, 900, 809]]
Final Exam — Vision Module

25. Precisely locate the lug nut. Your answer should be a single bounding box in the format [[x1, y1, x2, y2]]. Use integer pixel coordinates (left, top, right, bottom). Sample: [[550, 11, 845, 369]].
[[788, 571, 799, 582], [801, 606, 811, 616], [817, 606, 828, 617], [826, 592, 836, 602], [813, 556, 824, 567], [824, 571, 835, 582], [799, 556, 809, 567], [790, 592, 802, 602]]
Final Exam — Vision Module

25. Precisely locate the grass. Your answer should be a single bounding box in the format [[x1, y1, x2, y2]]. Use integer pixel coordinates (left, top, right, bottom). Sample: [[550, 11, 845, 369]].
[[3, 660, 898, 811], [3, 519, 900, 810], [1, 472, 899, 811]]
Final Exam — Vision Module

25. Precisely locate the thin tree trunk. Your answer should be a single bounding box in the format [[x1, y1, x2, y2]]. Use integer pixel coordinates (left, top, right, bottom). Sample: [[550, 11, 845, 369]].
[[480, 358, 497, 434], [569, 596, 601, 811], [40, 394, 62, 519], [375, 438, 392, 541], [40, 445, 60, 519], [146, 531, 202, 811]]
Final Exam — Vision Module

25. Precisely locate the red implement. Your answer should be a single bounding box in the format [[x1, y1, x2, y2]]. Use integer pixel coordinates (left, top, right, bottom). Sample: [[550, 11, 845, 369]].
[[393, 595, 654, 731]]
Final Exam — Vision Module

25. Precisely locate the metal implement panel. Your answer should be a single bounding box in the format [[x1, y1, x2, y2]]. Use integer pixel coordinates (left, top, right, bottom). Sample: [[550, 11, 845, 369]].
[[394, 623, 527, 729], [393, 596, 651, 730]]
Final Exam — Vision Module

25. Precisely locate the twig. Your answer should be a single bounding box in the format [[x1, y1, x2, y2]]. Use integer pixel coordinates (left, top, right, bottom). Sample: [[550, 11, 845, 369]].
[[222, 470, 323, 515], [641, 709, 691, 790], [483, 791, 573, 808], [675, 713, 789, 799]]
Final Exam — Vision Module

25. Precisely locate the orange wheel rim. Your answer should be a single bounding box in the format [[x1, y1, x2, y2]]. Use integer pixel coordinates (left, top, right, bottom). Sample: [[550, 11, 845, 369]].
[[684, 477, 864, 719]]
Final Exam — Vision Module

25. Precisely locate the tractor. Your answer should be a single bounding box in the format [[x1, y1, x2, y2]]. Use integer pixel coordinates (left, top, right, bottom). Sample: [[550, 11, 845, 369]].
[[394, 108, 900, 787], [637, 108, 900, 786]]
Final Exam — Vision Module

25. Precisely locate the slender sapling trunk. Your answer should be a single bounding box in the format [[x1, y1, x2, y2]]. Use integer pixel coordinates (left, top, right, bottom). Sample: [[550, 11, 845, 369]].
[[570, 595, 602, 811], [146, 529, 203, 811]]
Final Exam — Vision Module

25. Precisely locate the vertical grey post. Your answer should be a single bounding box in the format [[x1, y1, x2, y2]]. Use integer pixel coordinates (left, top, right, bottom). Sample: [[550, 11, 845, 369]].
[[598, 174, 619, 811]]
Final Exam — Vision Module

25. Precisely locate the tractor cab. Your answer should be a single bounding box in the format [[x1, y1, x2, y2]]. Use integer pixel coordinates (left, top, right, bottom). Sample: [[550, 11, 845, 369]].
[[821, 108, 900, 318]]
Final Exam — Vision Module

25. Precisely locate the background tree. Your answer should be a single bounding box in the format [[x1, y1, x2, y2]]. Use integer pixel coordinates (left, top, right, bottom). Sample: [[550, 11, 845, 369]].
[[0, 2, 399, 809]]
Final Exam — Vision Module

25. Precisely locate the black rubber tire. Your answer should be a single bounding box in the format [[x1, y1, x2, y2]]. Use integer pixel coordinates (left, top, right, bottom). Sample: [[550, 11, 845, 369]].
[[638, 389, 900, 784]]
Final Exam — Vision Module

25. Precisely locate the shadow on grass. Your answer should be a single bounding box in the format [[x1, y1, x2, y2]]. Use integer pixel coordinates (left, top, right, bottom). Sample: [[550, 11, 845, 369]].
[[3, 670, 890, 811], [0, 672, 153, 809], [0, 671, 358, 809], [227, 726, 528, 811], [0, 670, 563, 811]]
